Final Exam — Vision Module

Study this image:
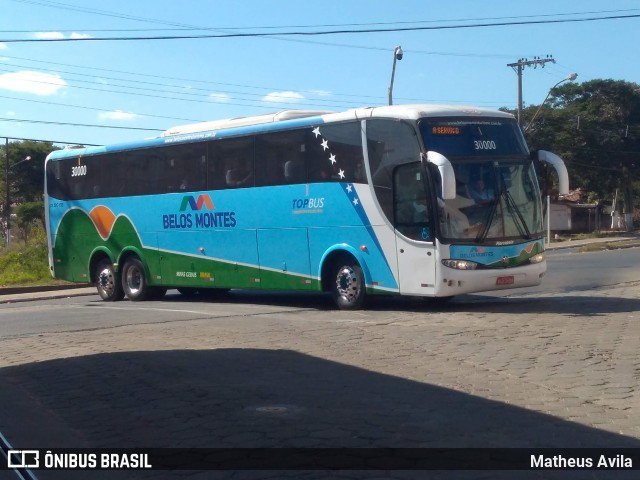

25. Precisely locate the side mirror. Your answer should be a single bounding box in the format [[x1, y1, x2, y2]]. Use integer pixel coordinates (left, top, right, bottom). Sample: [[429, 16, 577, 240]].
[[535, 150, 570, 195], [426, 151, 456, 200]]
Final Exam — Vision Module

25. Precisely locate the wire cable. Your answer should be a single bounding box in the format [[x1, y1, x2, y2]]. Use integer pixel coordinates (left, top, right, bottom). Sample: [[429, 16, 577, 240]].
[[2, 14, 640, 43]]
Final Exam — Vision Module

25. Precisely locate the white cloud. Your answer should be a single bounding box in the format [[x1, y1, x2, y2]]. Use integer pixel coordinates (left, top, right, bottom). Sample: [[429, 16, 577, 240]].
[[309, 89, 332, 97], [262, 91, 305, 104], [0, 70, 67, 96], [34, 32, 65, 40], [70, 32, 93, 39], [33, 31, 92, 40], [209, 92, 231, 103], [98, 110, 140, 121], [0, 43, 8, 50]]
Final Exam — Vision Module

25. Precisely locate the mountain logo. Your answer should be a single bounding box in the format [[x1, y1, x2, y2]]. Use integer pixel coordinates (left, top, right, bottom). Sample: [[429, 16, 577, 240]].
[[179, 194, 214, 211]]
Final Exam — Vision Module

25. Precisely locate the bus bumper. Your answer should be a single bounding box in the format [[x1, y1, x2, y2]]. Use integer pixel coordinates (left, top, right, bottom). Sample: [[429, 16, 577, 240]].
[[434, 260, 547, 297]]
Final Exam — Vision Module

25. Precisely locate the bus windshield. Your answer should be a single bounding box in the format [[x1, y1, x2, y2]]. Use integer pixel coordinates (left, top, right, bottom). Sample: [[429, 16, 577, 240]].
[[419, 118, 542, 242], [438, 160, 542, 241]]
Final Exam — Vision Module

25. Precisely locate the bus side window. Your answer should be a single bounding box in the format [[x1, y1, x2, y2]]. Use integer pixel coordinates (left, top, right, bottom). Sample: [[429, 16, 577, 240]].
[[255, 129, 306, 187], [393, 163, 432, 241], [209, 137, 255, 190], [365, 119, 422, 225], [306, 122, 363, 183]]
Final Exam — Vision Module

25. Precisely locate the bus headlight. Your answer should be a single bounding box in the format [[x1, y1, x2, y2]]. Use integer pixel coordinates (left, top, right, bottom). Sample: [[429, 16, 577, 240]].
[[441, 259, 479, 270], [529, 253, 545, 264]]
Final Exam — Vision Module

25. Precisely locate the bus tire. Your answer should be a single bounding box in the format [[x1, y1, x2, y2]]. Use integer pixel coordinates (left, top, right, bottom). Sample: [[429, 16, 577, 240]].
[[331, 259, 366, 310], [121, 257, 150, 301], [95, 258, 124, 301]]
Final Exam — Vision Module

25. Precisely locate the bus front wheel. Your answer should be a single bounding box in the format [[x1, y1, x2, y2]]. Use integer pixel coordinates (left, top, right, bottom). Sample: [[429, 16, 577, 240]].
[[95, 258, 124, 301], [121, 257, 150, 301], [331, 260, 366, 310]]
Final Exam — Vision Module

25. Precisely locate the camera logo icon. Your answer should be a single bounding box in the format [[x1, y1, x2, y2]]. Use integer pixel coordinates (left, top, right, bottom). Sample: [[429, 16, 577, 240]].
[[7, 450, 39, 469]]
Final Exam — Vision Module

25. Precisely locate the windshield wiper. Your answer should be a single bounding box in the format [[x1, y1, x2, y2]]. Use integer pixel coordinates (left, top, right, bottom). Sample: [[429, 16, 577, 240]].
[[476, 192, 500, 243], [503, 188, 531, 239], [476, 171, 531, 243]]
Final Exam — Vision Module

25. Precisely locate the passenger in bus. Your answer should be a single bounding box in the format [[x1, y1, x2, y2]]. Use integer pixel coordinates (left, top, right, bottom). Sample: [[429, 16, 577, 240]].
[[226, 158, 253, 187], [354, 160, 366, 182], [284, 158, 305, 183], [470, 177, 494, 204]]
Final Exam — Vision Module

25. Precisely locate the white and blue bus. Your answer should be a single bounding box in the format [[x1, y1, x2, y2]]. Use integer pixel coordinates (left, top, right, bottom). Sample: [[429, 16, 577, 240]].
[[44, 105, 569, 309]]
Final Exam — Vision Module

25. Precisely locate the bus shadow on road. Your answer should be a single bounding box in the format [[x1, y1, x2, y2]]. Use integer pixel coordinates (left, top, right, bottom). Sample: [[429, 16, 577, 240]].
[[433, 294, 640, 317], [162, 288, 640, 317], [2, 349, 639, 477]]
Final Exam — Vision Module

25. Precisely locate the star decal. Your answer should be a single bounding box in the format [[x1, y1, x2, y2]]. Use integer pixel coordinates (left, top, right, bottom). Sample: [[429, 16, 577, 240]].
[[338, 169, 345, 179], [352, 198, 359, 206], [346, 184, 353, 193], [329, 153, 336, 164], [321, 139, 329, 151], [312, 127, 321, 138]]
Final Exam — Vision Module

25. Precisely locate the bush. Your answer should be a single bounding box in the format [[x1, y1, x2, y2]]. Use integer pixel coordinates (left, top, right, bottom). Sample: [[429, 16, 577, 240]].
[[0, 226, 51, 285]]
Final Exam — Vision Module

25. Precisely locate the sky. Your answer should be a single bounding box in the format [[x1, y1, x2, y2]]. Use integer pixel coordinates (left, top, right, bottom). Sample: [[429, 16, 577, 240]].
[[0, 0, 639, 147]]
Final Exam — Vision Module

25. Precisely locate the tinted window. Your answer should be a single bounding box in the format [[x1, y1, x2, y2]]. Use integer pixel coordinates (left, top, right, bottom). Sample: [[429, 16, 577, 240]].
[[366, 119, 422, 223], [255, 130, 307, 186], [47, 142, 209, 200], [393, 163, 432, 241], [157, 144, 207, 193], [208, 137, 254, 190], [307, 122, 364, 183]]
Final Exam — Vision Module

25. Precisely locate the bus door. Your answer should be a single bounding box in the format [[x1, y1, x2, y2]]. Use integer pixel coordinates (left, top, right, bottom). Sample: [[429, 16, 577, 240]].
[[392, 163, 437, 295]]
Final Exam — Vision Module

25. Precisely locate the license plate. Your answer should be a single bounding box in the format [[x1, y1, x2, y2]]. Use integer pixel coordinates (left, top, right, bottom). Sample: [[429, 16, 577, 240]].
[[496, 276, 515, 285]]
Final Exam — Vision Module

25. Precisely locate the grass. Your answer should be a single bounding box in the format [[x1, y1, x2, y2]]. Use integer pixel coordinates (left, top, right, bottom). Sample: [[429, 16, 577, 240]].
[[577, 240, 640, 253], [0, 228, 59, 286]]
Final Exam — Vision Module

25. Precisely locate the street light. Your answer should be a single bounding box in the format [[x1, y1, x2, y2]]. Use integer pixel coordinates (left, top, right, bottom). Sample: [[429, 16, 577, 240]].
[[524, 73, 578, 133], [388, 46, 403, 105], [4, 137, 32, 246]]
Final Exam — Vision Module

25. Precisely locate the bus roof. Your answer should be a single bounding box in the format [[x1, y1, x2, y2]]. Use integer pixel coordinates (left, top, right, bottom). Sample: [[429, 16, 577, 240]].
[[163, 105, 515, 137], [47, 104, 515, 160]]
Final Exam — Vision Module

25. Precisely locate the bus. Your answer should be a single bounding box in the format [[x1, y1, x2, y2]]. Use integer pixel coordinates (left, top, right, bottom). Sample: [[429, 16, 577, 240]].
[[44, 105, 569, 309]]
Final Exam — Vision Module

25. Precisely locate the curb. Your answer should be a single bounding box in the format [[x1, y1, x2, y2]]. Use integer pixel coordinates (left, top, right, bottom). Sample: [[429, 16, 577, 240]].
[[0, 284, 90, 296]]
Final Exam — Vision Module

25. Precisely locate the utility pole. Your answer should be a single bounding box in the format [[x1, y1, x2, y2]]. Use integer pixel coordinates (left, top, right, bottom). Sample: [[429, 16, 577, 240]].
[[507, 56, 556, 126], [4, 137, 8, 246]]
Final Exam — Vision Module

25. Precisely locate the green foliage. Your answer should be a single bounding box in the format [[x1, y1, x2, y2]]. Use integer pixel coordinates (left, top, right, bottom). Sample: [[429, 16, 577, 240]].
[[522, 79, 640, 210], [15, 200, 45, 240], [0, 140, 58, 202], [0, 226, 51, 285]]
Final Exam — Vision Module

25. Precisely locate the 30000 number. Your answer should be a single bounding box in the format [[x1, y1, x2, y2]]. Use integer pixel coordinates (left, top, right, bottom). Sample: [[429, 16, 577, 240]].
[[71, 165, 87, 177], [473, 140, 497, 150]]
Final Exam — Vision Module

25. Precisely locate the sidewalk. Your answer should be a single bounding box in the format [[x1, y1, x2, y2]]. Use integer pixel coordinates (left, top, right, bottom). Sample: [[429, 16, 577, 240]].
[[0, 285, 95, 304], [545, 230, 640, 250]]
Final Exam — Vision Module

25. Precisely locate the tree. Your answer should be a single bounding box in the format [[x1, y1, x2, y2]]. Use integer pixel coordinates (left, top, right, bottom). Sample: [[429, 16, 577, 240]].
[[523, 79, 640, 229], [15, 201, 45, 241], [1, 140, 59, 243]]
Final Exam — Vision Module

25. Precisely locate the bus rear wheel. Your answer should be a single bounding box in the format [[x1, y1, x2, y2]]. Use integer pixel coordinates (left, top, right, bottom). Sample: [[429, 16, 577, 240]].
[[121, 257, 150, 301], [95, 258, 124, 301], [331, 260, 366, 310]]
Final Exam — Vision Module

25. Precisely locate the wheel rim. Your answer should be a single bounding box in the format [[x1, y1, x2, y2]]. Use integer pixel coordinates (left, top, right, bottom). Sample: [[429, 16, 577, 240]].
[[97, 267, 116, 297], [124, 264, 143, 296], [335, 265, 361, 303]]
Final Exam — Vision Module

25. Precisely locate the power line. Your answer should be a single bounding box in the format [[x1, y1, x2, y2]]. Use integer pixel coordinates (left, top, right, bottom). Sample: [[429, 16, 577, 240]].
[[0, 54, 517, 107], [0, 135, 100, 146], [0, 117, 165, 131], [4, 8, 640, 32], [0, 94, 206, 123], [2, 14, 640, 43]]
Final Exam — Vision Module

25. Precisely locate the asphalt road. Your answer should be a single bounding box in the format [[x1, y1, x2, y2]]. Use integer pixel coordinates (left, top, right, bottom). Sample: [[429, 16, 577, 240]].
[[1, 247, 640, 480]]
